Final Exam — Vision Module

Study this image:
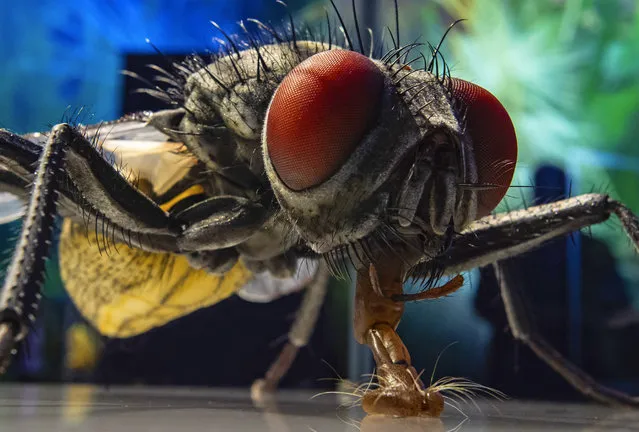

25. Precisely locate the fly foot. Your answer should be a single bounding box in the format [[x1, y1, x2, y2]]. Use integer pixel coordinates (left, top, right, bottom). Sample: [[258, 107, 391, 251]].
[[0, 322, 16, 374], [362, 363, 444, 417], [250, 378, 277, 407]]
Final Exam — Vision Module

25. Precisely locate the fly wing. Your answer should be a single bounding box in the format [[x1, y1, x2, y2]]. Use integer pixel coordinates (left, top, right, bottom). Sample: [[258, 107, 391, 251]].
[[2, 113, 198, 222], [237, 258, 319, 303], [81, 116, 198, 197], [0, 192, 23, 224]]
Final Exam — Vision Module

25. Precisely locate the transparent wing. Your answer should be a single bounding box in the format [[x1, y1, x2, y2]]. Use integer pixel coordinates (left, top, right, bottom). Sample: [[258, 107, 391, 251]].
[[0, 192, 23, 224], [88, 118, 197, 196], [237, 259, 319, 303], [22, 113, 198, 197]]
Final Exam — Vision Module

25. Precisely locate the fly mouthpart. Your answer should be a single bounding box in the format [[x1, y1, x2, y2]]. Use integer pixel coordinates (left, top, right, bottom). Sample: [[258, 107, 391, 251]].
[[393, 131, 468, 237]]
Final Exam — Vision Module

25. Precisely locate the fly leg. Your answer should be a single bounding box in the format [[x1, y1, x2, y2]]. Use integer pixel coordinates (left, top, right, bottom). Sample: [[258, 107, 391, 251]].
[[426, 194, 639, 276], [424, 193, 639, 406], [251, 262, 331, 403], [0, 124, 68, 373], [355, 259, 463, 417], [493, 260, 639, 406], [1, 125, 269, 253], [0, 126, 180, 253]]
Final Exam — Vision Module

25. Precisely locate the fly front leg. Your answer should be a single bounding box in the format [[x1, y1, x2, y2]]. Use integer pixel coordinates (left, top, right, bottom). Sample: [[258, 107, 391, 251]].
[[425, 194, 639, 276], [422, 193, 639, 406], [354, 259, 462, 417], [0, 124, 69, 373], [0, 126, 181, 252]]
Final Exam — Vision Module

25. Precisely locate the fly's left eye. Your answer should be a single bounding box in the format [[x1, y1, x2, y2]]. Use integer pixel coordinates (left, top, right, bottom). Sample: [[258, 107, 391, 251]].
[[265, 50, 385, 191], [450, 78, 518, 218]]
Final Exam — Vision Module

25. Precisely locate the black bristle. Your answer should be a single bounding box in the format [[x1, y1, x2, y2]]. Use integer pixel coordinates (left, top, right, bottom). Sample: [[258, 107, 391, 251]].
[[276, 1, 298, 50], [325, 10, 332, 49], [210, 21, 242, 57], [428, 19, 465, 74], [351, 0, 365, 54], [329, 0, 354, 51], [394, 0, 400, 53]]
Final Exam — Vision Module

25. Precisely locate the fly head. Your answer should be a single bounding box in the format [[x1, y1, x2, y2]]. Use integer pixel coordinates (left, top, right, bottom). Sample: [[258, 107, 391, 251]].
[[262, 49, 518, 269]]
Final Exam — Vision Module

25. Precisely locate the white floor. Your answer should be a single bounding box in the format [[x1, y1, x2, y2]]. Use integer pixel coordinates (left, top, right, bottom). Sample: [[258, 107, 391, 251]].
[[0, 384, 637, 431]]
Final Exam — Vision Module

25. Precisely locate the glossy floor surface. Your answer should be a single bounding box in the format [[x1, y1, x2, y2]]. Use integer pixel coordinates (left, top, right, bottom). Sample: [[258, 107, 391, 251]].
[[0, 384, 638, 431]]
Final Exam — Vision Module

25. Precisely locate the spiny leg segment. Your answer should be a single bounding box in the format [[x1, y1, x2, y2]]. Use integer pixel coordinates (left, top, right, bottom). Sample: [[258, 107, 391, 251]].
[[0, 124, 70, 372], [1, 123, 271, 254], [0, 125, 180, 253], [428, 194, 639, 276]]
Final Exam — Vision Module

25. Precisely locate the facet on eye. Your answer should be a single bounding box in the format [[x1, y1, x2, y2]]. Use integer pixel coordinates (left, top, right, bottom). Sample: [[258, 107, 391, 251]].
[[265, 50, 385, 191], [450, 78, 518, 218]]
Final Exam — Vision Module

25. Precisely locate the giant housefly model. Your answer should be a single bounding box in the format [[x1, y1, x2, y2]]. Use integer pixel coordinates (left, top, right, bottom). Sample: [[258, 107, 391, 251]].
[[0, 0, 638, 418]]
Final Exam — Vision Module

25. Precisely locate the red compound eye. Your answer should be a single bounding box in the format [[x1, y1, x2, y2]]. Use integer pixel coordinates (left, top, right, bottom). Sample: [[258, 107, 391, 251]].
[[265, 50, 385, 190], [450, 78, 518, 218]]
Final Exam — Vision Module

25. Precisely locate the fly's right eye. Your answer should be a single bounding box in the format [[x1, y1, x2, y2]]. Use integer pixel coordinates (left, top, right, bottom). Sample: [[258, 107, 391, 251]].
[[450, 78, 518, 217], [265, 50, 385, 191]]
